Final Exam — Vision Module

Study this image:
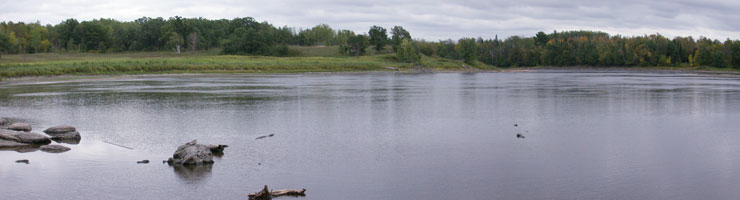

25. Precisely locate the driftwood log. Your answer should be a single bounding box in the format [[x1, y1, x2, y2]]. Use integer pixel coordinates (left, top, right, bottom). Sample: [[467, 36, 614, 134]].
[[248, 185, 306, 199]]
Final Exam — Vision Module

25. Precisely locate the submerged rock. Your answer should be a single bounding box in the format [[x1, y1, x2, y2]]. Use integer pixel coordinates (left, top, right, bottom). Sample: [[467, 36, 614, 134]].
[[7, 123, 32, 132], [167, 140, 215, 165], [15, 159, 29, 164], [40, 144, 71, 153], [137, 160, 150, 164]]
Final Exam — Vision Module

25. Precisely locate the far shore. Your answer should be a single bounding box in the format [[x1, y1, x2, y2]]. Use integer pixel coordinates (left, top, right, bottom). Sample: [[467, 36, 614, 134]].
[[3, 66, 740, 85]]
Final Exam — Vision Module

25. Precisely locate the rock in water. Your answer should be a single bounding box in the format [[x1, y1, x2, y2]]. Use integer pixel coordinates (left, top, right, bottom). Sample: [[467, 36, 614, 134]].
[[0, 129, 51, 144], [17, 132, 53, 144], [167, 140, 215, 165], [137, 160, 150, 164], [43, 125, 76, 134], [0, 118, 7, 127], [204, 144, 229, 153], [0, 130, 21, 142], [8, 123, 32, 132], [40, 144, 71, 153], [43, 125, 81, 142], [15, 159, 29, 164]]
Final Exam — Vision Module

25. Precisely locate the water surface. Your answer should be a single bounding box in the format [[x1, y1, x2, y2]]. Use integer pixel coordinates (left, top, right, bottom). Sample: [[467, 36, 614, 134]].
[[1, 72, 740, 199]]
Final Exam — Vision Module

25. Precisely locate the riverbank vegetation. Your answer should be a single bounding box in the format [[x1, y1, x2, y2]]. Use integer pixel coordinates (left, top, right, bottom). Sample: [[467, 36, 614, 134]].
[[0, 16, 739, 79], [0, 49, 484, 78]]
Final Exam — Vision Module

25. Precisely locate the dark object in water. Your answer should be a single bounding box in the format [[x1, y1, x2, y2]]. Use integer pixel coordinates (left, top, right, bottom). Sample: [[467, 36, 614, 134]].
[[248, 185, 306, 200], [205, 144, 228, 153], [255, 134, 275, 140], [137, 160, 150, 164], [516, 133, 525, 139], [15, 159, 29, 164], [514, 124, 518, 127]]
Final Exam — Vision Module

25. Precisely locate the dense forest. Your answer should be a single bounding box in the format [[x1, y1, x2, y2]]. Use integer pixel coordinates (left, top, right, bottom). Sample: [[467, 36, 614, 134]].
[[1, 16, 739, 68]]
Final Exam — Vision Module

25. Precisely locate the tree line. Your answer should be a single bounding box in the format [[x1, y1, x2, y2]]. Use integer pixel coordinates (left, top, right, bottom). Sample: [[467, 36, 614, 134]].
[[424, 31, 740, 68], [0, 17, 738, 68]]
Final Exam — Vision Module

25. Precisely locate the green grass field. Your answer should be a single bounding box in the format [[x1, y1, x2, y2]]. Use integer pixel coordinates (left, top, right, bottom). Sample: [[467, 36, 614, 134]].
[[0, 47, 487, 80]]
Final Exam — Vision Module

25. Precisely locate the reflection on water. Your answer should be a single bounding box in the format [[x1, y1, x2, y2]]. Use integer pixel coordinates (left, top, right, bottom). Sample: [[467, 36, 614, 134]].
[[172, 164, 212, 184], [51, 137, 81, 145], [1, 72, 740, 199], [0, 143, 42, 153]]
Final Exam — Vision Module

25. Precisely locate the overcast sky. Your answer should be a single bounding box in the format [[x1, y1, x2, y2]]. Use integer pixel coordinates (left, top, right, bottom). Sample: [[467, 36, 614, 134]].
[[1, 0, 738, 40]]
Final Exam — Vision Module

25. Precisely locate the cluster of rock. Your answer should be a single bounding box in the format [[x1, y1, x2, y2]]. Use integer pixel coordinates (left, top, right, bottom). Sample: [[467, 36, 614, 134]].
[[0, 118, 80, 153]]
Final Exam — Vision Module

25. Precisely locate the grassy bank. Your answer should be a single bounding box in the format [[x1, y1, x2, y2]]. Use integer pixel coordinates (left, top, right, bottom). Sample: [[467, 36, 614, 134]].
[[0, 49, 489, 80]]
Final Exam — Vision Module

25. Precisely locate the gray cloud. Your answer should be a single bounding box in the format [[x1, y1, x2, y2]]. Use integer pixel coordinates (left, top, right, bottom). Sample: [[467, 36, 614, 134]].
[[0, 0, 738, 40]]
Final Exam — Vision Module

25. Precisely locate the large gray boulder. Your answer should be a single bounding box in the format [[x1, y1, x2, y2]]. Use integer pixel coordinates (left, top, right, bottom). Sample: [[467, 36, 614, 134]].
[[0, 129, 51, 144], [40, 144, 71, 153], [43, 125, 81, 141], [0, 133, 43, 153], [8, 123, 32, 132], [16, 132, 52, 144], [167, 140, 215, 165]]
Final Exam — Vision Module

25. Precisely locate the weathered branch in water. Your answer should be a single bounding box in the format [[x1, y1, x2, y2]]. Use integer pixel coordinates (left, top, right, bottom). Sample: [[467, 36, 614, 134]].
[[248, 185, 306, 199]]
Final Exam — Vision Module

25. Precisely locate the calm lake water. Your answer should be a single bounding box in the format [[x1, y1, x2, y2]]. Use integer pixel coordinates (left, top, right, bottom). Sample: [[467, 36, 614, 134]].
[[2, 72, 740, 199]]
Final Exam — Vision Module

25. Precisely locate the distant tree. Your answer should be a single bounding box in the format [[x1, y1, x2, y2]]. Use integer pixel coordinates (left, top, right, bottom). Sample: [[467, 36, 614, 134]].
[[535, 31, 549, 47], [55, 18, 79, 50], [368, 26, 387, 52], [733, 41, 740, 68], [165, 32, 184, 53], [390, 26, 411, 52], [336, 29, 355, 54], [188, 32, 198, 52], [0, 30, 9, 58], [309, 24, 334, 45], [221, 21, 276, 55], [136, 17, 166, 50], [345, 34, 369, 56], [40, 39, 51, 52], [456, 38, 479, 64], [436, 39, 458, 59], [415, 40, 437, 56], [396, 39, 421, 63], [77, 21, 109, 52]]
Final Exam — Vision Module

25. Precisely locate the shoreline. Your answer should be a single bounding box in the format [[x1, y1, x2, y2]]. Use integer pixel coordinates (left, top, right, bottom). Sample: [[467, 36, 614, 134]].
[[3, 67, 740, 85]]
